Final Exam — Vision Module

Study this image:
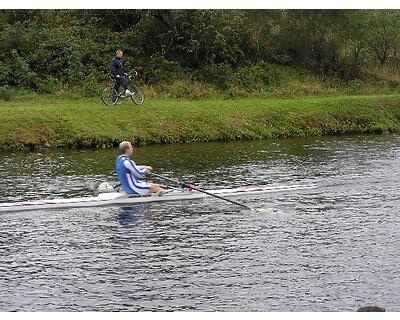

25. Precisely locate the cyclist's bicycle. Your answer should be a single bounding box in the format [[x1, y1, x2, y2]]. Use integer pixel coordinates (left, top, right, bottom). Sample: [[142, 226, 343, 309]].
[[101, 72, 144, 106]]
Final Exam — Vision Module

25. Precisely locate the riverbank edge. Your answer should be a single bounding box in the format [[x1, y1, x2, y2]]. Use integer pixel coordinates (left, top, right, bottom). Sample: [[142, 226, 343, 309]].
[[1, 95, 400, 151]]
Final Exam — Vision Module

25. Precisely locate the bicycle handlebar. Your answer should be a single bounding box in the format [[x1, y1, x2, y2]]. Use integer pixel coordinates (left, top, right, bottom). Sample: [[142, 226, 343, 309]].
[[110, 71, 138, 79]]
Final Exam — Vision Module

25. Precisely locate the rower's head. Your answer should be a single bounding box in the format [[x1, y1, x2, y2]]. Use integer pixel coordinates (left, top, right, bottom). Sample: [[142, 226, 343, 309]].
[[119, 141, 133, 156]]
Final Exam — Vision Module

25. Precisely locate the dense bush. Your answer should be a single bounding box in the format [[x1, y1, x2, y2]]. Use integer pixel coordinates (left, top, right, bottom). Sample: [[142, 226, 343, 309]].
[[0, 85, 15, 101], [1, 9, 400, 97]]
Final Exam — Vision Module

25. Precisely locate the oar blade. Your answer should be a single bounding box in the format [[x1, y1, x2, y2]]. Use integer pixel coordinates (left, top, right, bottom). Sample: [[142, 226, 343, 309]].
[[255, 207, 276, 215]]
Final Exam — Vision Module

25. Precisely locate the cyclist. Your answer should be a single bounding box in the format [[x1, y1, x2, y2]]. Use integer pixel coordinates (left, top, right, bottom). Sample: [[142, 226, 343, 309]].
[[110, 49, 132, 98]]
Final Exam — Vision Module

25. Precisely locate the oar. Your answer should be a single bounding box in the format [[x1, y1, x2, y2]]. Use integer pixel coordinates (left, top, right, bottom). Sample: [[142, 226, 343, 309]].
[[149, 172, 274, 214]]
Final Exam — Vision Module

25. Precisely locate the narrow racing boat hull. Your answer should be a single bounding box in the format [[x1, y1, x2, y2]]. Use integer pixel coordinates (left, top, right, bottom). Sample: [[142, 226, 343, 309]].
[[0, 184, 316, 212]]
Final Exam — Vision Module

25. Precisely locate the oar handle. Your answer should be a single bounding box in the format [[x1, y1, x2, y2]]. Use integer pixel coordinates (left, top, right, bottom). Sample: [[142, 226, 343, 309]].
[[149, 172, 254, 211], [148, 173, 185, 187]]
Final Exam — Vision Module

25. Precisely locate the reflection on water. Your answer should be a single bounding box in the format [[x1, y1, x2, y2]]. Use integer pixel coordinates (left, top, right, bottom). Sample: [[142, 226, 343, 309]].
[[118, 207, 142, 228], [0, 134, 400, 311]]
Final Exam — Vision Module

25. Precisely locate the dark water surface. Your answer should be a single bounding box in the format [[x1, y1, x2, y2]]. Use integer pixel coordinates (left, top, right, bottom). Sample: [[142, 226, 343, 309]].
[[0, 135, 399, 311]]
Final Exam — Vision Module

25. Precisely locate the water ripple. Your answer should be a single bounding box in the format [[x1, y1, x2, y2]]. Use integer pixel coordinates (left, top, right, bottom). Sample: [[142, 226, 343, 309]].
[[1, 134, 400, 311]]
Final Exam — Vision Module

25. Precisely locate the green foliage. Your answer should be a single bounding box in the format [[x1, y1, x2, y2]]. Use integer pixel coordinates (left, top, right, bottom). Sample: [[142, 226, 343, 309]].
[[234, 63, 282, 88], [0, 61, 10, 84], [1, 9, 400, 97], [0, 85, 15, 101], [365, 10, 400, 68], [346, 79, 365, 93]]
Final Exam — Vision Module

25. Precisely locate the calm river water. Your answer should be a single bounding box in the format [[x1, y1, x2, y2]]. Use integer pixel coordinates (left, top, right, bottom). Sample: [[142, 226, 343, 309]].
[[0, 134, 399, 311]]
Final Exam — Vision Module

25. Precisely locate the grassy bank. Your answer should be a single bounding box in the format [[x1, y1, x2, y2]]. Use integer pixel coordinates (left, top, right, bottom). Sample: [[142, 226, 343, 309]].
[[1, 94, 400, 150]]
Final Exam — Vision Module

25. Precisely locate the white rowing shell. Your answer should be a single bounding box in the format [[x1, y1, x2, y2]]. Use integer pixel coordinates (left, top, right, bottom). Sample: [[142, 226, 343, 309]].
[[0, 184, 316, 212]]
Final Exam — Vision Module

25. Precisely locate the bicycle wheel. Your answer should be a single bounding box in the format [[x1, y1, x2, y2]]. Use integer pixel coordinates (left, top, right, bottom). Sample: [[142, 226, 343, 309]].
[[101, 87, 119, 105], [129, 84, 144, 105]]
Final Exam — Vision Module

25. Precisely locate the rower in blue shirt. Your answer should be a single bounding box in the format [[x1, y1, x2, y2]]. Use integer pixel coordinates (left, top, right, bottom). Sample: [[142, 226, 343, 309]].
[[116, 141, 164, 195]]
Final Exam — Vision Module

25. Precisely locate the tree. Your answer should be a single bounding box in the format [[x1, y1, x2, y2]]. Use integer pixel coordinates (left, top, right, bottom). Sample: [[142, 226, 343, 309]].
[[366, 10, 400, 69]]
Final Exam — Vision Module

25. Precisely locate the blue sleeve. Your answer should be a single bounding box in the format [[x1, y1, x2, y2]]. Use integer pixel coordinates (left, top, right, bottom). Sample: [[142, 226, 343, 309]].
[[123, 159, 149, 179]]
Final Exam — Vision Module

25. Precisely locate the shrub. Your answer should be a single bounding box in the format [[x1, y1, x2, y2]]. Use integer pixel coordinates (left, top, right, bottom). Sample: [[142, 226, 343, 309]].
[[0, 86, 15, 101], [194, 63, 234, 90], [0, 62, 10, 85], [346, 79, 365, 94], [233, 62, 282, 91], [71, 71, 104, 97], [35, 76, 60, 94]]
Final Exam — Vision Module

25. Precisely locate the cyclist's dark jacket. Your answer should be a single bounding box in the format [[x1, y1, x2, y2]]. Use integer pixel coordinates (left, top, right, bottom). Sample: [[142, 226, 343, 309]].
[[110, 57, 125, 77]]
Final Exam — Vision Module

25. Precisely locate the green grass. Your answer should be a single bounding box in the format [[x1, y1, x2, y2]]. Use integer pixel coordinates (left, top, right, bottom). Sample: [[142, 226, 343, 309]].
[[1, 94, 400, 150]]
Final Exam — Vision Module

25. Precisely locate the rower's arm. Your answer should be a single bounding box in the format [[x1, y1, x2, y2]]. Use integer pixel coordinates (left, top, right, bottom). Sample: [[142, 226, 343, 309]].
[[124, 160, 149, 178]]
